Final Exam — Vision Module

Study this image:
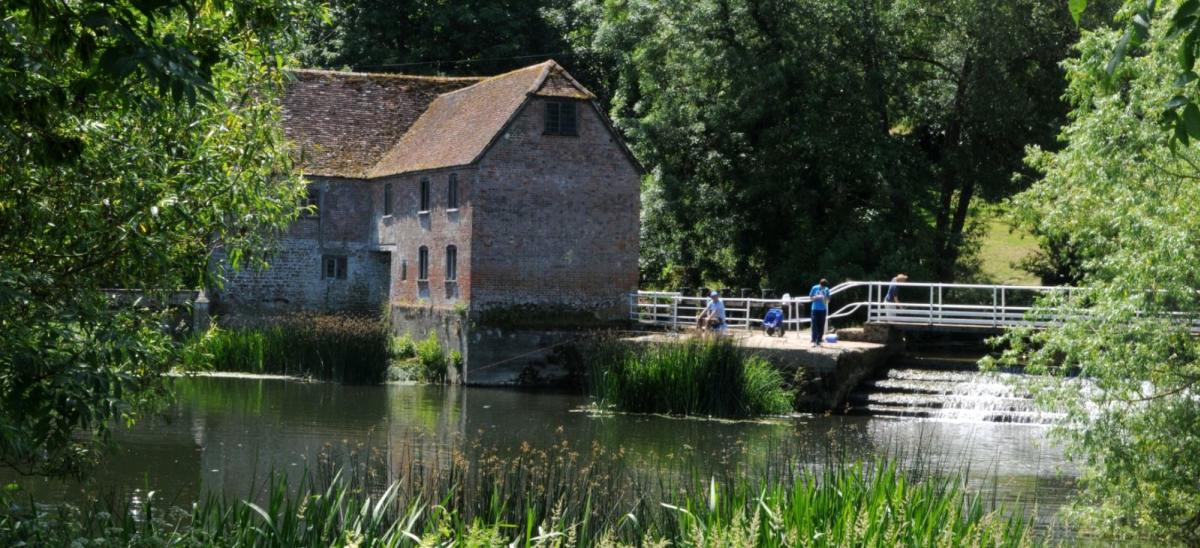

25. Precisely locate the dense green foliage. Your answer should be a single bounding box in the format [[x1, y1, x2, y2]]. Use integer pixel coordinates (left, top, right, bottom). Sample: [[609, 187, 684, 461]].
[[300, 0, 568, 75], [988, 2, 1200, 541], [184, 315, 392, 383], [1073, 0, 1200, 145], [414, 332, 447, 382], [554, 0, 1087, 288], [0, 450, 1035, 546], [588, 338, 794, 418], [0, 0, 314, 476]]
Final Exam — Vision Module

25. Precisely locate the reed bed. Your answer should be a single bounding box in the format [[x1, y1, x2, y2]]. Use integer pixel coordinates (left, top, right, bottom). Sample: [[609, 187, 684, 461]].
[[587, 337, 795, 418], [0, 437, 1036, 547], [183, 313, 391, 383]]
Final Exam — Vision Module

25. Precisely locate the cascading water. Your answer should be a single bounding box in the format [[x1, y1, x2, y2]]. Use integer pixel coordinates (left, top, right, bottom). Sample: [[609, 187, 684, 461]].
[[847, 353, 1062, 424]]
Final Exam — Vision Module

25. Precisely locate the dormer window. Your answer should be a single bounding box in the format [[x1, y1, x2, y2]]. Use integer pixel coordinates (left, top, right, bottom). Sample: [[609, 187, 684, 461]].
[[544, 101, 578, 136]]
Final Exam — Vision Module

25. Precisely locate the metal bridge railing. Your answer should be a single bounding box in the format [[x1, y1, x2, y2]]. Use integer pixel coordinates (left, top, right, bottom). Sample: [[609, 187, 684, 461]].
[[630, 281, 1077, 333]]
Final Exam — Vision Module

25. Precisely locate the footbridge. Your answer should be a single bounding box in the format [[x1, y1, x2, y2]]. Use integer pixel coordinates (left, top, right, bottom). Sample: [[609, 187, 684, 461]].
[[630, 281, 1076, 334]]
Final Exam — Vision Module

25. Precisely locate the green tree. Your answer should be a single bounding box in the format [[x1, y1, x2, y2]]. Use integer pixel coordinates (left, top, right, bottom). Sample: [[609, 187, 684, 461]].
[[561, 0, 1083, 289], [0, 0, 313, 476], [564, 0, 936, 290], [992, 3, 1200, 540], [888, 0, 1086, 280], [300, 0, 569, 75]]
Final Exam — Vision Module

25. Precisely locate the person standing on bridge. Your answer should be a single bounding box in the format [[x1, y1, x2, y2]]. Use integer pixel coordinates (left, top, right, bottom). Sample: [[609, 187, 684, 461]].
[[884, 273, 907, 320], [809, 279, 831, 346]]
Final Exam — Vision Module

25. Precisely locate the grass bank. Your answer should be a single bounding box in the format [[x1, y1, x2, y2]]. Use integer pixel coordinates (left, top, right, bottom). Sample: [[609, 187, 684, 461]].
[[0, 443, 1035, 547], [587, 337, 795, 418], [183, 313, 391, 383]]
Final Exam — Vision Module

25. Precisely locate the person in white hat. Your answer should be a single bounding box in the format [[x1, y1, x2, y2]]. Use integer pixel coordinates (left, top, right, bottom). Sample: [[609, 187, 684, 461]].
[[696, 290, 728, 334]]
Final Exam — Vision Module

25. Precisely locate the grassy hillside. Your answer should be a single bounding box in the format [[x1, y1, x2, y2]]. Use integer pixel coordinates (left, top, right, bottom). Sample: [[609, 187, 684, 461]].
[[977, 219, 1040, 286]]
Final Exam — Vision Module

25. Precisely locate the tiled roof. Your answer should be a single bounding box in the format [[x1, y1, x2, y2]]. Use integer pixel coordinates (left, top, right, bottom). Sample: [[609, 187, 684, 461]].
[[281, 61, 597, 179], [368, 61, 596, 178], [283, 69, 483, 178]]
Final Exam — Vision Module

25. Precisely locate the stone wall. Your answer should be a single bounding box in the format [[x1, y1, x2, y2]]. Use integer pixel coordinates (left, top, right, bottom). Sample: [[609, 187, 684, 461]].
[[470, 98, 641, 320], [389, 305, 468, 383], [212, 177, 389, 315]]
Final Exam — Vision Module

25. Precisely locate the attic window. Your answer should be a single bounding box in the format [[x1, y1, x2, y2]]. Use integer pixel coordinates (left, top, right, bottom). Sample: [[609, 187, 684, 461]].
[[544, 101, 578, 136]]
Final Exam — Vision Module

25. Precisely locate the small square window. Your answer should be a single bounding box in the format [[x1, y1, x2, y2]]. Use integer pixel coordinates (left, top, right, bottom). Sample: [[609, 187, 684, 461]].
[[544, 101, 578, 136], [303, 188, 320, 217], [322, 255, 347, 280]]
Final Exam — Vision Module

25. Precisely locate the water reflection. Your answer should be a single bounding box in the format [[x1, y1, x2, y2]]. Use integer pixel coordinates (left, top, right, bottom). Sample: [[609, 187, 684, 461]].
[[2, 377, 1076, 529]]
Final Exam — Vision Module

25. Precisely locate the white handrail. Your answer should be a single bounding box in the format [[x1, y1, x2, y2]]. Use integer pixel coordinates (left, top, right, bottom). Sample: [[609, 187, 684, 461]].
[[631, 281, 1078, 333]]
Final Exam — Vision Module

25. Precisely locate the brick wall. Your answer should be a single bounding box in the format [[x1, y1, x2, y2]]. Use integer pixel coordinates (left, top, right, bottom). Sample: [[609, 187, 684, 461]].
[[470, 97, 641, 318], [212, 177, 390, 315], [377, 167, 475, 309]]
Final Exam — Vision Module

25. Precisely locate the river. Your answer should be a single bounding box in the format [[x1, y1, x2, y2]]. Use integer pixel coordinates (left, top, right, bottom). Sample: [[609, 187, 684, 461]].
[[4, 375, 1078, 534]]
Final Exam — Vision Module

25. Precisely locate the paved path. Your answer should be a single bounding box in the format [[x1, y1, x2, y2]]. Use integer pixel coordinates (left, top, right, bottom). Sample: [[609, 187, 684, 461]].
[[627, 329, 885, 357]]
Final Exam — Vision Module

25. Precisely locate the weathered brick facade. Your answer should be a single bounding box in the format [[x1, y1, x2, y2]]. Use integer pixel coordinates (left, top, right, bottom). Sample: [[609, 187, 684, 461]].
[[212, 61, 641, 325], [470, 98, 640, 317], [213, 177, 390, 314]]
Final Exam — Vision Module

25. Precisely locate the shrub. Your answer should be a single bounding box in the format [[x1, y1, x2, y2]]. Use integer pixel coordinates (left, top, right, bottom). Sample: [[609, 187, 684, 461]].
[[389, 333, 416, 359], [414, 333, 446, 382], [183, 314, 391, 383], [588, 337, 794, 418]]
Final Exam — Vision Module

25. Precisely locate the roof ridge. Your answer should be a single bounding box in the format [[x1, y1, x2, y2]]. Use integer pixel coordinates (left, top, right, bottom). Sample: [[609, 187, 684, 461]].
[[288, 68, 485, 82], [434, 61, 553, 100], [525, 61, 557, 95]]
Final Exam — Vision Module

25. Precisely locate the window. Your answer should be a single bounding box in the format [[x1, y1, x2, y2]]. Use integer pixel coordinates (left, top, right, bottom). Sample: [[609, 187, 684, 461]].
[[400, 259, 407, 281], [544, 101, 578, 136], [417, 246, 429, 281], [322, 255, 347, 280], [447, 173, 459, 210], [419, 178, 431, 212], [303, 188, 320, 217], [445, 245, 457, 281], [383, 182, 393, 216]]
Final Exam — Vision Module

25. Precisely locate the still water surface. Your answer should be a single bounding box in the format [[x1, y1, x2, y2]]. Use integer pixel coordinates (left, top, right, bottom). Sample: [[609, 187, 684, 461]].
[[9, 376, 1077, 530]]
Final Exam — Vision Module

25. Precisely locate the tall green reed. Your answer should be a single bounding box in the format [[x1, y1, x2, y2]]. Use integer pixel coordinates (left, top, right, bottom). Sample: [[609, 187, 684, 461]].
[[0, 440, 1037, 547], [183, 313, 392, 383], [588, 337, 795, 418]]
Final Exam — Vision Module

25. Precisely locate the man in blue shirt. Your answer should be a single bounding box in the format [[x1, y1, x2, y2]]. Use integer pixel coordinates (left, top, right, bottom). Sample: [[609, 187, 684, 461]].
[[883, 273, 907, 320], [884, 273, 906, 303], [809, 279, 831, 346], [697, 290, 728, 334]]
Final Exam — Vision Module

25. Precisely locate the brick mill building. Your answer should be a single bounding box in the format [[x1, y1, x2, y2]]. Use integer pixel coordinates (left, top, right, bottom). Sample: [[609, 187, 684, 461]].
[[211, 61, 641, 380]]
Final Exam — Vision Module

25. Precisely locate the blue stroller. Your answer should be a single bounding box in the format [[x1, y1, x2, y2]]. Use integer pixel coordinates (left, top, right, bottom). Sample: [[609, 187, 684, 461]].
[[763, 307, 785, 337]]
